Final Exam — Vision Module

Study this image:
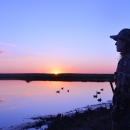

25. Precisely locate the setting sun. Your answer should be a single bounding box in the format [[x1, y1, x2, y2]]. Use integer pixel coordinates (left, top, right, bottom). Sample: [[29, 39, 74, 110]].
[[52, 70, 60, 75], [54, 72, 58, 75]]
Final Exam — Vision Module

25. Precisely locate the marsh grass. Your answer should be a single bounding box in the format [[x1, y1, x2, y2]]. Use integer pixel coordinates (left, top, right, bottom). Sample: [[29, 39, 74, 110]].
[[47, 105, 113, 130]]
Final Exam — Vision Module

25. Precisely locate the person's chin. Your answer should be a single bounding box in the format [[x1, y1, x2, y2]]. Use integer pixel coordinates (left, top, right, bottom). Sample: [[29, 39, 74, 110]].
[[116, 49, 121, 52]]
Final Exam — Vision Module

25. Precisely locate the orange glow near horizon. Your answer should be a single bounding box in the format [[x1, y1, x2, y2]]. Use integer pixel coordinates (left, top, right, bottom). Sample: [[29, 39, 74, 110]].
[[52, 70, 60, 75], [0, 61, 116, 74]]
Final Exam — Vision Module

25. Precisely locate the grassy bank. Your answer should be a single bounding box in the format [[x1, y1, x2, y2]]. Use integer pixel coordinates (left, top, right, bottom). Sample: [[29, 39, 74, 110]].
[[11, 102, 113, 130], [47, 106, 112, 130]]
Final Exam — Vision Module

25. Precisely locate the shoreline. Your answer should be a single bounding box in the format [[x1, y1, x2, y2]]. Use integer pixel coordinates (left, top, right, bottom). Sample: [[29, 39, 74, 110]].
[[8, 100, 113, 130]]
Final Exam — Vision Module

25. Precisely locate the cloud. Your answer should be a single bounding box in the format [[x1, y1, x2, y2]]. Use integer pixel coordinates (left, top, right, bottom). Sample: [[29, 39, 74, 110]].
[[2, 56, 42, 61], [0, 42, 17, 47], [0, 99, 4, 102], [2, 92, 15, 95], [22, 57, 43, 61], [0, 51, 4, 54], [4, 43, 16, 47], [1, 58, 14, 61]]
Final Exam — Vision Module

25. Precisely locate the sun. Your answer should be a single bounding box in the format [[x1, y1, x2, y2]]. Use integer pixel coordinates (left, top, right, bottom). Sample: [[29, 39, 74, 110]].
[[53, 70, 60, 75], [54, 72, 58, 75]]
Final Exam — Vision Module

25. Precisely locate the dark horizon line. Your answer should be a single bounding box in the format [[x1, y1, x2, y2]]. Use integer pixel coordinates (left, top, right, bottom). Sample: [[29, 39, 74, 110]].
[[0, 72, 113, 74], [0, 73, 114, 83]]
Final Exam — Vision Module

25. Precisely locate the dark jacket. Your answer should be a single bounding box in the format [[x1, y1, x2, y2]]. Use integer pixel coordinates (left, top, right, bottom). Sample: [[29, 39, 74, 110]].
[[111, 54, 130, 121]]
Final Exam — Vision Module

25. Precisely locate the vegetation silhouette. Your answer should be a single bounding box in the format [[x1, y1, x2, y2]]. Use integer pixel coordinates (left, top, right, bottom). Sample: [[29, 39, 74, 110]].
[[17, 102, 112, 130]]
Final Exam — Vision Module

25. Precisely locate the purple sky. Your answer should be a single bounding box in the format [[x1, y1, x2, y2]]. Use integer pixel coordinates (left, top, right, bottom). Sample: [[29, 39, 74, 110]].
[[0, 0, 130, 73]]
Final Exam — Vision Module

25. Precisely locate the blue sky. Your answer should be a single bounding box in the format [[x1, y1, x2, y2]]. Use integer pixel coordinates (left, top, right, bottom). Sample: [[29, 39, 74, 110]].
[[0, 0, 130, 73]]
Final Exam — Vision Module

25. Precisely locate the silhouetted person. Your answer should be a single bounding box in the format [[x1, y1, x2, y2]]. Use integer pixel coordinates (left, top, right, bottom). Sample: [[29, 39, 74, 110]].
[[101, 88, 103, 91], [97, 98, 102, 102], [67, 90, 69, 92], [93, 95, 97, 98], [110, 28, 130, 129], [61, 87, 63, 90]]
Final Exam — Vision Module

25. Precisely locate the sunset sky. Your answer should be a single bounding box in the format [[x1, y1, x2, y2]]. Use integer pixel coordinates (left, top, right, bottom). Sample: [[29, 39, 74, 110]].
[[0, 0, 130, 74]]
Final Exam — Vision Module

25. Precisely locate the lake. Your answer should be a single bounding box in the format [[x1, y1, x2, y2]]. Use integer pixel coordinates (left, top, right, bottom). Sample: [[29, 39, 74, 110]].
[[0, 80, 114, 129]]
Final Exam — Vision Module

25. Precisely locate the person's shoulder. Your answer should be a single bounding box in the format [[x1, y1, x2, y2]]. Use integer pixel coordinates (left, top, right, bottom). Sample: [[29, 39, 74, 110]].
[[120, 54, 130, 62], [126, 54, 130, 59], [118, 55, 130, 68]]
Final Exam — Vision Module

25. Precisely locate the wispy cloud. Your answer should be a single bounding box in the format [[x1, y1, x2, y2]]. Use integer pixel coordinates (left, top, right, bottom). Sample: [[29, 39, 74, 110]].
[[0, 98, 8, 102], [1, 58, 14, 61], [0, 51, 5, 54], [0, 99, 4, 102], [2, 92, 15, 95], [22, 57, 43, 61], [7, 44, 16, 47], [0, 42, 17, 47], [1, 56, 43, 61]]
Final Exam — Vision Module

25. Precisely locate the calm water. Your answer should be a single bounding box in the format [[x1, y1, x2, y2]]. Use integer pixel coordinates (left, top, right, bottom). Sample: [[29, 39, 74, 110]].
[[0, 80, 114, 128]]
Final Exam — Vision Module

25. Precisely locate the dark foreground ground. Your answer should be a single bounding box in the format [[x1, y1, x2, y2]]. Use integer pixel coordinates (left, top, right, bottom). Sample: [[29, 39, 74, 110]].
[[10, 103, 113, 130], [46, 105, 113, 130]]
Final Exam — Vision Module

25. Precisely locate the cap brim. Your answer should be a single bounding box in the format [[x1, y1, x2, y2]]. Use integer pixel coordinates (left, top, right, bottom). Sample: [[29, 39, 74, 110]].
[[110, 35, 119, 41]]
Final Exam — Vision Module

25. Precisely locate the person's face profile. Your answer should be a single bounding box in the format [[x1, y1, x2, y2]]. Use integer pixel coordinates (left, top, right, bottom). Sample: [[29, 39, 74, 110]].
[[115, 39, 126, 52]]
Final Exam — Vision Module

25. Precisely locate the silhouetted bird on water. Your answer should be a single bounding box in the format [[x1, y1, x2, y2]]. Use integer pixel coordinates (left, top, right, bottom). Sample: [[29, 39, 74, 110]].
[[61, 87, 63, 90], [56, 91, 60, 93], [93, 95, 97, 98], [67, 90, 69, 92], [96, 91, 101, 94], [98, 98, 102, 102], [101, 88, 103, 91]]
